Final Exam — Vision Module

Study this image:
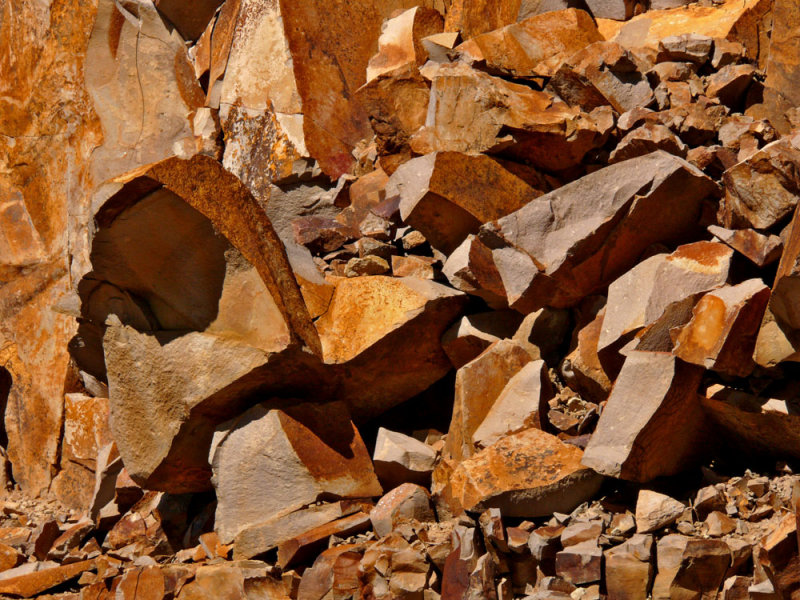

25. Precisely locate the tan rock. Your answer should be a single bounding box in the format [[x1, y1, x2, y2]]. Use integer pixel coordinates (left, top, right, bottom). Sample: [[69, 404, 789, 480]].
[[671, 539, 731, 600], [233, 500, 370, 561], [555, 540, 602, 585], [719, 134, 800, 230], [705, 512, 737, 537], [211, 401, 380, 544], [605, 534, 654, 600], [366, 7, 443, 82], [610, 123, 688, 163], [373, 428, 437, 489], [116, 565, 166, 600], [706, 64, 756, 108], [759, 0, 800, 134], [0, 559, 95, 597], [85, 0, 202, 183], [448, 428, 603, 517], [441, 311, 524, 371], [456, 9, 603, 79], [443, 339, 533, 465], [443, 0, 520, 39], [370, 483, 435, 537], [582, 351, 706, 482], [471, 360, 553, 449], [672, 279, 770, 377], [297, 544, 363, 600], [0, 542, 22, 573], [635, 490, 685, 533], [477, 152, 717, 310], [562, 304, 613, 404], [388, 152, 541, 254], [391, 255, 435, 279], [561, 521, 603, 547]]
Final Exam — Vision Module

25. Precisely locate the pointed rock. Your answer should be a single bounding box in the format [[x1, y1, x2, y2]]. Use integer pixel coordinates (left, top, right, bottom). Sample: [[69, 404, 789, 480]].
[[372, 428, 437, 489], [366, 7, 443, 82]]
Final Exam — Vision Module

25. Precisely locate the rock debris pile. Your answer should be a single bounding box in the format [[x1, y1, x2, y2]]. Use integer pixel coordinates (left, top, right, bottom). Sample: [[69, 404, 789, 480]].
[[3, 0, 800, 597]]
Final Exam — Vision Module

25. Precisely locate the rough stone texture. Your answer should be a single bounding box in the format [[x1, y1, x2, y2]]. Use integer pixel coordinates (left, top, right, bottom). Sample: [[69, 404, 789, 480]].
[[389, 152, 542, 254], [366, 7, 443, 83], [372, 428, 437, 489], [447, 428, 603, 517], [672, 279, 770, 377], [210, 401, 381, 544], [456, 9, 604, 79], [441, 311, 524, 370], [708, 225, 783, 267], [636, 491, 685, 533], [582, 351, 707, 482], [605, 534, 654, 600], [477, 152, 717, 311], [370, 484, 435, 538]]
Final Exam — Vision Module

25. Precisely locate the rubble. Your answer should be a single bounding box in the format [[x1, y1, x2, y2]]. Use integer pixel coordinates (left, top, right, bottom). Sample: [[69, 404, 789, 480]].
[[5, 0, 800, 597]]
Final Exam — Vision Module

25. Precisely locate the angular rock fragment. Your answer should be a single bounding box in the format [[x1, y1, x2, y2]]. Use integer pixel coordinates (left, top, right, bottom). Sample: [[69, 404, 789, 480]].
[[719, 134, 800, 230], [441, 311, 523, 369], [708, 225, 783, 267], [471, 360, 553, 449], [477, 152, 717, 310], [366, 7, 443, 83], [610, 123, 688, 163], [277, 512, 371, 569], [443, 0, 520, 39], [652, 534, 691, 599], [672, 279, 770, 376], [636, 491, 685, 533], [671, 539, 731, 599], [210, 401, 381, 544], [388, 152, 541, 254], [448, 428, 603, 517], [373, 428, 437, 489], [555, 540, 602, 585], [605, 534, 654, 600], [584, 0, 641, 21], [456, 9, 603, 79], [706, 64, 756, 108], [562, 304, 613, 404], [370, 483, 435, 538], [582, 351, 706, 481], [0, 559, 96, 598]]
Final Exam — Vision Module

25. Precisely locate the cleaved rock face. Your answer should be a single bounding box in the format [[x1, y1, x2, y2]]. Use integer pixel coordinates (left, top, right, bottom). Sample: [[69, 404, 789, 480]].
[[476, 152, 717, 311], [448, 428, 603, 517], [210, 401, 381, 545]]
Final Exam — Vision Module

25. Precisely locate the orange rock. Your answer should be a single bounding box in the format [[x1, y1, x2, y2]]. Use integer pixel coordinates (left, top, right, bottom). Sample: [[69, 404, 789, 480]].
[[759, 0, 800, 133], [366, 7, 443, 82], [672, 279, 770, 377], [0, 542, 22, 572], [296, 544, 363, 600], [708, 225, 783, 267], [444, 0, 521, 39], [277, 512, 372, 568], [0, 559, 95, 598], [116, 566, 166, 600], [448, 428, 603, 517], [456, 9, 603, 79]]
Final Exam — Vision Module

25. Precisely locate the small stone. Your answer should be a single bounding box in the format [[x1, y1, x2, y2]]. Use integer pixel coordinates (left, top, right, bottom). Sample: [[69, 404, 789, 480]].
[[635, 490, 685, 533]]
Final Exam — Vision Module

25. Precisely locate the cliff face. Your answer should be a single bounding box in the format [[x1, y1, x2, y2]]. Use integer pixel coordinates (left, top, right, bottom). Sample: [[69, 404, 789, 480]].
[[2, 0, 800, 597]]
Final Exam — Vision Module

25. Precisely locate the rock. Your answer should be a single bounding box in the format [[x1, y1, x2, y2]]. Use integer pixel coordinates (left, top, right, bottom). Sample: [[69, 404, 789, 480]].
[[370, 483, 435, 537], [447, 428, 603, 517], [277, 512, 372, 569], [0, 543, 23, 572], [443, 339, 534, 466], [651, 534, 691, 600], [759, 0, 800, 134], [0, 559, 95, 597], [293, 217, 355, 255], [388, 152, 541, 255], [471, 360, 553, 449], [456, 9, 603, 79], [610, 123, 688, 163], [555, 540, 602, 585], [233, 501, 370, 561], [391, 255, 435, 279], [582, 351, 706, 482], [561, 522, 603, 547], [597, 242, 733, 374], [604, 534, 654, 600], [477, 152, 717, 311], [562, 303, 613, 404], [635, 491, 686, 533], [706, 64, 756, 108], [658, 34, 714, 65], [707, 225, 783, 267], [671, 539, 731, 599], [705, 512, 737, 537], [699, 384, 800, 460], [344, 256, 390, 277], [753, 512, 800, 598], [442, 311, 524, 370], [366, 7, 443, 83], [719, 134, 800, 230], [443, 0, 520, 39], [512, 308, 571, 366], [373, 428, 437, 489], [85, 0, 202, 183], [672, 279, 770, 377], [315, 276, 467, 419], [210, 401, 381, 544], [550, 41, 653, 113], [115, 565, 166, 600], [584, 0, 641, 21]]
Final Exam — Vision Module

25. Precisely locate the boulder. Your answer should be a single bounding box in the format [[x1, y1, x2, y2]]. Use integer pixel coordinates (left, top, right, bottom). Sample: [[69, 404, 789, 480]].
[[210, 401, 381, 545], [672, 279, 770, 377], [471, 360, 553, 449], [448, 428, 603, 517], [582, 351, 707, 482], [388, 152, 542, 254], [366, 7, 443, 82], [610, 123, 688, 163], [455, 9, 603, 79], [476, 152, 717, 311]]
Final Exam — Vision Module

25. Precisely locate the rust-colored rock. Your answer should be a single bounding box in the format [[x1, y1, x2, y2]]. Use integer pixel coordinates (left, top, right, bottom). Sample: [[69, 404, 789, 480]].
[[448, 428, 603, 517], [366, 7, 443, 83]]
